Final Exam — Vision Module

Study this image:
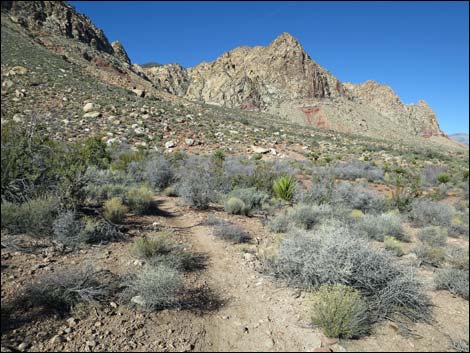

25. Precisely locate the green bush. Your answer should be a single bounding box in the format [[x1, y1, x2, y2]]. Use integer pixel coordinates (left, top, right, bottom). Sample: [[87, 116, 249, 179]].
[[273, 176, 297, 202], [227, 187, 269, 214], [416, 244, 446, 267], [417, 226, 448, 247], [384, 236, 406, 256], [224, 197, 247, 215], [103, 197, 128, 223], [1, 196, 59, 237], [437, 173, 451, 184], [132, 233, 174, 259], [132, 233, 205, 272], [268, 213, 291, 233], [125, 185, 154, 215], [311, 284, 369, 338]]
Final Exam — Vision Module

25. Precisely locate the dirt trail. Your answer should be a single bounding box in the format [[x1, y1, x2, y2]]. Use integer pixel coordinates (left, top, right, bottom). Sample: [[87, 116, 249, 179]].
[[156, 196, 323, 352]]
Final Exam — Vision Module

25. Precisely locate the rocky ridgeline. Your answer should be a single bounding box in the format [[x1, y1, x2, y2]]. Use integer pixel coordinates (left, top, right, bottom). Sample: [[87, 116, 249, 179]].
[[0, 1, 458, 146]]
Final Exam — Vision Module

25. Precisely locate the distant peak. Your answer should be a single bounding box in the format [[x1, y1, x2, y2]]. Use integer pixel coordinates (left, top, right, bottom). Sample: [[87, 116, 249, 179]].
[[270, 32, 302, 48]]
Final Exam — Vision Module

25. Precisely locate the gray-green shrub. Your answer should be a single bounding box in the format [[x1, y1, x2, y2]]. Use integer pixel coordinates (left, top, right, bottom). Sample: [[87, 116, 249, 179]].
[[435, 268, 469, 300], [122, 265, 184, 310], [356, 213, 406, 241], [213, 223, 250, 243], [125, 185, 154, 215], [1, 196, 59, 237], [224, 197, 247, 215], [177, 156, 217, 209], [417, 226, 448, 247], [265, 224, 431, 323], [409, 199, 455, 227]]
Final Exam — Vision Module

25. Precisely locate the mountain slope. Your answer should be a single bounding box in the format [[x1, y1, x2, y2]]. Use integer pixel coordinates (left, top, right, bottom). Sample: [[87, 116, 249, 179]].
[[0, 1, 464, 150], [449, 133, 469, 146]]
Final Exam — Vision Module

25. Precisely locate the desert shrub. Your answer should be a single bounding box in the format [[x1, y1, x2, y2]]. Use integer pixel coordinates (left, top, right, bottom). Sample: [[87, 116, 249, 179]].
[[389, 174, 422, 212], [268, 213, 291, 233], [103, 197, 128, 223], [53, 211, 85, 247], [213, 223, 250, 243], [437, 173, 451, 184], [222, 156, 256, 190], [125, 185, 154, 215], [163, 186, 177, 197], [384, 236, 406, 256], [448, 214, 469, 238], [85, 183, 128, 203], [133, 233, 206, 272], [311, 284, 369, 338], [1, 122, 89, 204], [1, 196, 59, 237], [415, 245, 446, 267], [81, 218, 122, 244], [110, 149, 146, 171], [446, 246, 469, 270], [203, 215, 229, 227], [333, 160, 384, 182], [287, 204, 330, 230], [350, 209, 364, 221], [435, 268, 469, 300], [409, 199, 455, 227], [122, 265, 184, 310], [273, 176, 297, 202], [421, 165, 448, 186], [84, 166, 130, 186], [22, 265, 110, 313], [356, 213, 406, 241], [266, 224, 431, 323], [296, 169, 335, 205], [332, 183, 385, 213], [177, 156, 217, 209], [417, 226, 448, 247], [224, 197, 247, 215], [227, 187, 269, 214], [144, 155, 174, 191], [133, 233, 174, 259]]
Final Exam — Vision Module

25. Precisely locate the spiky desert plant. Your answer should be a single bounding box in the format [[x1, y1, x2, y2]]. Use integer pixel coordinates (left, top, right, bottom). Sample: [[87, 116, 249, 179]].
[[273, 176, 297, 202]]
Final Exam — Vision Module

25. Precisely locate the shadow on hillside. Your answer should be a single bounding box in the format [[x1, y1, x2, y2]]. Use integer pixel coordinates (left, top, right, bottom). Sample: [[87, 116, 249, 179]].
[[148, 199, 176, 218]]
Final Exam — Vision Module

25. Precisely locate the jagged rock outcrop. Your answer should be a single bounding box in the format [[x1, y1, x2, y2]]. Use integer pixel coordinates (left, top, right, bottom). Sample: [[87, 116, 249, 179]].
[[1, 1, 114, 54], [344, 81, 444, 137], [111, 40, 131, 65], [184, 33, 346, 110], [142, 63, 190, 96]]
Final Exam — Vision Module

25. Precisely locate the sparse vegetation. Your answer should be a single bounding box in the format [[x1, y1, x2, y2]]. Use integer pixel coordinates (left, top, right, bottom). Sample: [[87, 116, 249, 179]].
[[103, 197, 128, 223], [409, 199, 455, 227], [384, 236, 406, 256], [417, 226, 448, 247], [356, 213, 406, 241], [265, 224, 431, 323], [122, 265, 184, 311], [311, 284, 369, 338], [213, 223, 250, 243], [125, 185, 154, 215]]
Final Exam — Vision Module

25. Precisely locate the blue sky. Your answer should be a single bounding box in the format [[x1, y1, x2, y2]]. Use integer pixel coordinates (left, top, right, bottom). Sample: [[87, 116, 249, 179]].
[[70, 1, 469, 134]]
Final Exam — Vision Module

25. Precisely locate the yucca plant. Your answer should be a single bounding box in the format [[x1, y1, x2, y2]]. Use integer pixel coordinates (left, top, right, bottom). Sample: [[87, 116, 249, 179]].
[[273, 176, 297, 202]]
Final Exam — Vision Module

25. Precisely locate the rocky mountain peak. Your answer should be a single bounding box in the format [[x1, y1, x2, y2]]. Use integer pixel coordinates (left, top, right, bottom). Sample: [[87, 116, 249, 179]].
[[1, 1, 115, 55], [269, 32, 302, 49], [111, 40, 131, 65]]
